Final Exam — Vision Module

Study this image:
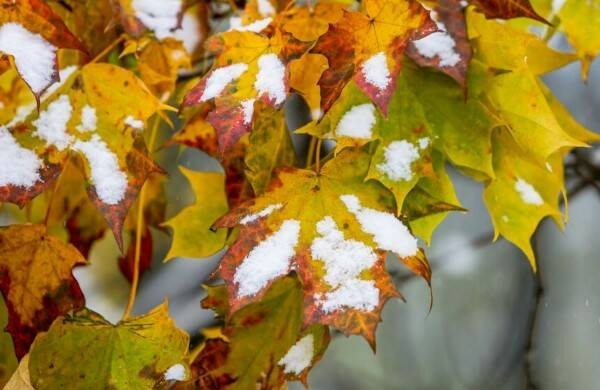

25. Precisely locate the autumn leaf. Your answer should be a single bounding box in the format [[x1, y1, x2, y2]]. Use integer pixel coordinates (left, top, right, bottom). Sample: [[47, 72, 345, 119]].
[[281, 2, 345, 42], [467, 9, 575, 76], [28, 303, 189, 389], [0, 63, 166, 249], [289, 53, 329, 120], [0, 224, 86, 358], [182, 30, 290, 153], [469, 0, 549, 23], [212, 148, 430, 345], [244, 103, 296, 195], [183, 277, 329, 389], [311, 0, 436, 114], [557, 0, 600, 78], [48, 0, 119, 57], [164, 168, 229, 261], [0, 296, 17, 387], [126, 37, 192, 98], [483, 129, 563, 269], [0, 0, 87, 99], [406, 0, 471, 89]]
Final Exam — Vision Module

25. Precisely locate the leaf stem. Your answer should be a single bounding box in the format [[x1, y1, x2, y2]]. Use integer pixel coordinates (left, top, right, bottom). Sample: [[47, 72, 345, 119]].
[[122, 116, 161, 320], [305, 137, 317, 168], [315, 138, 323, 173], [44, 158, 70, 227], [90, 35, 126, 64]]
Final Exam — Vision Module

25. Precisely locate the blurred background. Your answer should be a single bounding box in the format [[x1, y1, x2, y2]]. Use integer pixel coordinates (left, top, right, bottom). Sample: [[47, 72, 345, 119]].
[[1, 23, 599, 390]]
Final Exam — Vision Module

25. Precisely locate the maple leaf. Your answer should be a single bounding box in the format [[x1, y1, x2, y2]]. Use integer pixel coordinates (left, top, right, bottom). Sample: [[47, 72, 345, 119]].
[[184, 277, 329, 389], [28, 303, 189, 388], [403, 150, 465, 244], [281, 2, 345, 42], [182, 30, 291, 153], [288, 53, 329, 120], [0, 63, 166, 249], [311, 0, 436, 115], [164, 168, 229, 261], [0, 0, 87, 100], [0, 296, 18, 387], [0, 224, 86, 358], [48, 0, 120, 57], [483, 130, 563, 269], [469, 0, 549, 23], [406, 0, 472, 89], [124, 37, 192, 98], [212, 148, 431, 345], [467, 9, 575, 76], [556, 0, 600, 79], [244, 103, 296, 195]]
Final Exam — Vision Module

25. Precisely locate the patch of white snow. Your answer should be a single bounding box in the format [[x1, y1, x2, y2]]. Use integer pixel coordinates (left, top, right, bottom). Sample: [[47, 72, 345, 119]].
[[335, 103, 376, 139], [254, 54, 286, 106], [278, 335, 314, 375], [240, 203, 282, 225], [0, 23, 56, 95], [234, 219, 300, 297], [0, 126, 42, 187], [361, 52, 391, 91], [201, 64, 248, 102], [32, 95, 73, 150], [377, 140, 420, 181], [73, 135, 128, 205], [413, 10, 461, 67], [340, 194, 418, 258], [515, 178, 544, 205]]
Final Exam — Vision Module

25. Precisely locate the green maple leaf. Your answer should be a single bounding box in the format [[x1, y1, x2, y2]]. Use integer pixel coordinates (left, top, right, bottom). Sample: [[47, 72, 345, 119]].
[[28, 303, 189, 389]]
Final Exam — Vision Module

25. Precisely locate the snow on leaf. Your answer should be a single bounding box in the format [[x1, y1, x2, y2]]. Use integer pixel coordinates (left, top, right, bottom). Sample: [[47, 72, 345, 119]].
[[407, 0, 471, 89], [240, 204, 283, 225], [114, 0, 184, 40], [0, 0, 87, 99], [335, 103, 377, 140], [254, 53, 287, 106], [0, 224, 86, 358], [515, 177, 544, 205], [278, 334, 315, 375], [0, 126, 41, 188], [234, 220, 300, 298], [0, 23, 56, 96], [76, 105, 97, 133], [182, 31, 290, 153], [229, 17, 272, 33], [213, 149, 429, 343], [32, 94, 73, 150], [376, 140, 422, 182], [72, 135, 128, 205], [199, 64, 249, 102]]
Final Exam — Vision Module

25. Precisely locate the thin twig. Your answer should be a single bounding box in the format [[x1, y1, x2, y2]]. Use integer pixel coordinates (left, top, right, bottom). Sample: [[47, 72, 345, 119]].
[[523, 235, 543, 389], [122, 116, 161, 320], [43, 158, 70, 227], [315, 138, 323, 173], [90, 35, 126, 64]]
